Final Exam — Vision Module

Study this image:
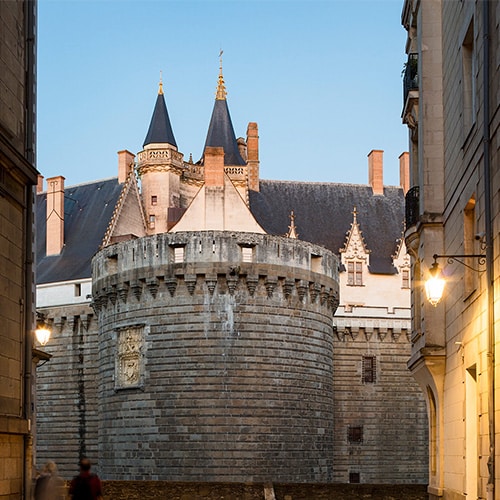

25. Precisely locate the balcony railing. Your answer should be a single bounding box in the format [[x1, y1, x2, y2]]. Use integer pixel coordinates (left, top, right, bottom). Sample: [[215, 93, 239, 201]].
[[405, 186, 419, 229], [403, 53, 418, 104]]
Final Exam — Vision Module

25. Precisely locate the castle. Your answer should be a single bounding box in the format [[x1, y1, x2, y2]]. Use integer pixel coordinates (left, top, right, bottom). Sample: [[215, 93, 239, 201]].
[[35, 64, 427, 485]]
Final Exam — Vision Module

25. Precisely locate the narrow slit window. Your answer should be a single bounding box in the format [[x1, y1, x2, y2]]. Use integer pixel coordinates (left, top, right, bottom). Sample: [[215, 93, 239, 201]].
[[362, 355, 376, 383]]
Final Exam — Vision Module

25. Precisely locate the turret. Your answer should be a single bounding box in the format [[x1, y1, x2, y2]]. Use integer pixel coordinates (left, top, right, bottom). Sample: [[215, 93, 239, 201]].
[[137, 79, 184, 234]]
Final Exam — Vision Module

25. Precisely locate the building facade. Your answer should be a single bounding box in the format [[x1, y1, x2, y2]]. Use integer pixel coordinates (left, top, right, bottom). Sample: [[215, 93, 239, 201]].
[[0, 1, 39, 499], [35, 66, 427, 485], [402, 0, 500, 498]]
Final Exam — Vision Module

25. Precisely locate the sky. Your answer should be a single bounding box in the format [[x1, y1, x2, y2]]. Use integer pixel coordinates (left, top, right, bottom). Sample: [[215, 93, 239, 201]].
[[37, 0, 409, 188]]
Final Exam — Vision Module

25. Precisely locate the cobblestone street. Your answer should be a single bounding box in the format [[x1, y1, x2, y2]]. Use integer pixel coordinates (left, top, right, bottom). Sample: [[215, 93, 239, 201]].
[[90, 481, 428, 500]]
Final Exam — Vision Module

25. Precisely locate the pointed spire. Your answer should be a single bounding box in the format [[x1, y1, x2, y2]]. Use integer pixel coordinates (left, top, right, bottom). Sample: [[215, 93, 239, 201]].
[[216, 50, 227, 100], [286, 210, 299, 239], [202, 53, 245, 166], [143, 75, 177, 149]]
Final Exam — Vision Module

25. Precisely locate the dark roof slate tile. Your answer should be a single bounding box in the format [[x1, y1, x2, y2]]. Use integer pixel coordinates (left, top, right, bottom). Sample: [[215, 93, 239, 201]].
[[36, 178, 123, 284], [249, 180, 404, 274]]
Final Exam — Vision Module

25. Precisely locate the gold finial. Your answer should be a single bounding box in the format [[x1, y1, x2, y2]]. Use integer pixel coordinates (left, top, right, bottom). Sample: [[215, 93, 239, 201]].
[[158, 70, 164, 95], [286, 210, 299, 239], [215, 49, 227, 100]]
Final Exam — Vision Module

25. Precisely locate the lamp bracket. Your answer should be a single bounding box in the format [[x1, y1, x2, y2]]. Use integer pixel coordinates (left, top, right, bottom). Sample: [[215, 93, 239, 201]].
[[432, 253, 486, 272]]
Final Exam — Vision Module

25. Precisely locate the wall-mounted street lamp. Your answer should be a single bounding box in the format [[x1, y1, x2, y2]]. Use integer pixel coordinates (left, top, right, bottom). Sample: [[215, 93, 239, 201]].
[[425, 253, 486, 306], [34, 313, 51, 346]]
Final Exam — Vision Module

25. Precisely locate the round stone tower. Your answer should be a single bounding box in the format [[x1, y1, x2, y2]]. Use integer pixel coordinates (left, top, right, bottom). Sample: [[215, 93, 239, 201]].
[[92, 230, 339, 483]]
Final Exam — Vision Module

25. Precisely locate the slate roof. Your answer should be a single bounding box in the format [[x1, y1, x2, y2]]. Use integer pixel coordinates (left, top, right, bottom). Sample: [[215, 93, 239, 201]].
[[36, 178, 123, 284], [203, 98, 246, 166], [143, 92, 177, 148], [249, 181, 405, 274]]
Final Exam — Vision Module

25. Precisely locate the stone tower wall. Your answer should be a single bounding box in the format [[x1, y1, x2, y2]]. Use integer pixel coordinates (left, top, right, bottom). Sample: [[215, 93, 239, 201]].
[[92, 231, 339, 483]]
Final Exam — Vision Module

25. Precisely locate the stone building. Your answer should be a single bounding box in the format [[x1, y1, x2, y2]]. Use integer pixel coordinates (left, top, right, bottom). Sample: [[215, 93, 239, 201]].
[[402, 0, 500, 498], [0, 1, 39, 498], [35, 65, 427, 485]]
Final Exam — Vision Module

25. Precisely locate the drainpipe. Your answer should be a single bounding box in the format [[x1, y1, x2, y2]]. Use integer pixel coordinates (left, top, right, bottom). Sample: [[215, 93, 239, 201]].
[[482, 1, 494, 498], [24, 1, 37, 498]]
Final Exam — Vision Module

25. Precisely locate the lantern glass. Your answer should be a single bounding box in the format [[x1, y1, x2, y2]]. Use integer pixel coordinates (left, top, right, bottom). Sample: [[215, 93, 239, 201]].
[[35, 326, 51, 346], [425, 275, 445, 306]]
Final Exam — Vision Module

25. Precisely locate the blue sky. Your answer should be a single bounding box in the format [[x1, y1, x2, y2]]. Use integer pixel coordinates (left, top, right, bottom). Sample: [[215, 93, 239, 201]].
[[37, 0, 408, 188]]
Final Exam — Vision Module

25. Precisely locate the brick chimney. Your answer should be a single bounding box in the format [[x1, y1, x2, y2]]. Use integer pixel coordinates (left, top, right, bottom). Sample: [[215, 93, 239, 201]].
[[204, 147, 225, 187], [46, 175, 65, 255], [37, 174, 44, 193], [399, 152, 410, 194], [368, 149, 384, 195], [246, 122, 259, 192], [117, 150, 135, 184]]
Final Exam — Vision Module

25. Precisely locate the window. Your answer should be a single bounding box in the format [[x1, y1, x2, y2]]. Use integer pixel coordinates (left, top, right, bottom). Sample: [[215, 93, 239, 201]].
[[463, 196, 477, 297], [349, 472, 360, 484], [149, 214, 156, 229], [151, 195, 158, 206], [241, 246, 253, 263], [348, 426, 363, 443], [362, 355, 376, 383], [174, 246, 185, 263], [462, 19, 476, 131], [347, 261, 363, 286], [74, 283, 81, 297], [401, 269, 410, 289]]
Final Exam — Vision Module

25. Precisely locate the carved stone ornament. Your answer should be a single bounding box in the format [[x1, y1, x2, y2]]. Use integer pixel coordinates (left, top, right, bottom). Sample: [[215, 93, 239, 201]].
[[116, 325, 144, 389]]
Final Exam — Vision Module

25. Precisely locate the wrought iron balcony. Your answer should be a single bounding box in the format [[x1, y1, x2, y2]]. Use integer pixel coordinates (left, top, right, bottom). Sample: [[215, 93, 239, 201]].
[[405, 186, 419, 229], [403, 53, 418, 104]]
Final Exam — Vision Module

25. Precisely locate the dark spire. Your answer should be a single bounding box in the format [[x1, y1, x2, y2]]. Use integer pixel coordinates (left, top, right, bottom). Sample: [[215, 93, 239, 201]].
[[202, 54, 245, 166], [143, 79, 177, 148]]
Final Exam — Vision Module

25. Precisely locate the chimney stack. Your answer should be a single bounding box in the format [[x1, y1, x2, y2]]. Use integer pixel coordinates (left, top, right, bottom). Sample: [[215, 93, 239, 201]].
[[246, 122, 259, 192], [399, 152, 410, 194], [204, 147, 225, 187], [368, 149, 384, 195], [117, 150, 135, 184], [46, 176, 65, 255], [37, 175, 44, 193]]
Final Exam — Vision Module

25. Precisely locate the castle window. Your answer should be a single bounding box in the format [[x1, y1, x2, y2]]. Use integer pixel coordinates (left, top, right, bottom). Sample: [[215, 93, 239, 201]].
[[74, 283, 81, 297], [174, 246, 185, 263], [347, 261, 363, 286], [348, 425, 363, 443], [241, 246, 253, 263], [362, 355, 376, 383], [401, 269, 410, 289], [149, 214, 156, 229], [349, 472, 360, 483], [151, 195, 158, 206]]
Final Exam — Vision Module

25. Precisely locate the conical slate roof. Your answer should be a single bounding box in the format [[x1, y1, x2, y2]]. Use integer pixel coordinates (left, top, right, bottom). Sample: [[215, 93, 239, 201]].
[[202, 65, 245, 166], [143, 83, 177, 148]]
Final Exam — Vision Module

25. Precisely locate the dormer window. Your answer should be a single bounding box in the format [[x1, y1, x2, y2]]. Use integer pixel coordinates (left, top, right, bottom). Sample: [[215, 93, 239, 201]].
[[347, 261, 363, 286]]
